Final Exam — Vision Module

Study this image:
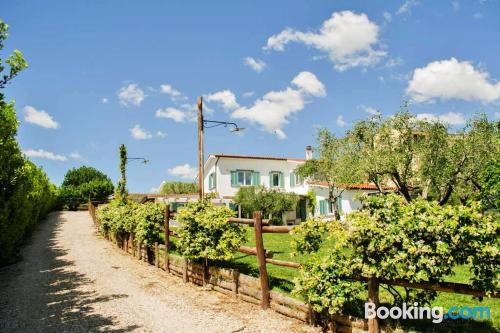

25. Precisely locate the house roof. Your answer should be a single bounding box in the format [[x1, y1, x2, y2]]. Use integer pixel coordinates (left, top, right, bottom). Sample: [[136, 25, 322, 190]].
[[208, 153, 305, 162], [308, 181, 397, 191]]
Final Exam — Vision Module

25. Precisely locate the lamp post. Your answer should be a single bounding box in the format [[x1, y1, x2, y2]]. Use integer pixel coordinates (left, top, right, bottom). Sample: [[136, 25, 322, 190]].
[[197, 96, 244, 198], [126, 157, 149, 164]]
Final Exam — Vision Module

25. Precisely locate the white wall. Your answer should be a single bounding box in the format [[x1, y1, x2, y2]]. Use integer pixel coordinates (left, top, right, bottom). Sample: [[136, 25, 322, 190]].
[[203, 156, 381, 221], [204, 157, 306, 197]]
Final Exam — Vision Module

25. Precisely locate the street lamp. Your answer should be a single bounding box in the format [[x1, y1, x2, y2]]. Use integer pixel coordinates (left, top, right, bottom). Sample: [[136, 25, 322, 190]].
[[126, 157, 149, 164], [197, 96, 244, 198]]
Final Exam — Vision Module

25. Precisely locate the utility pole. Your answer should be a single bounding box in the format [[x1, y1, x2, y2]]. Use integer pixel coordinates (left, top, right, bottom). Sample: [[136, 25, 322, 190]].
[[197, 96, 204, 199]]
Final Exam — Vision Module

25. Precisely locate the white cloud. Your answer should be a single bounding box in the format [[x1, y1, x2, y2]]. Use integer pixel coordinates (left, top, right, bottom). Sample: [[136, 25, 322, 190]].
[[473, 12, 483, 19], [101, 97, 108, 104], [69, 151, 85, 161], [155, 106, 196, 123], [24, 149, 67, 161], [336, 115, 348, 127], [383, 11, 392, 23], [160, 84, 185, 101], [243, 91, 255, 98], [360, 105, 381, 115], [396, 0, 420, 16], [156, 131, 166, 138], [205, 90, 240, 110], [118, 83, 145, 107], [385, 57, 404, 68], [167, 163, 197, 180], [494, 112, 500, 120], [416, 112, 466, 125], [23, 106, 59, 129], [130, 124, 153, 140], [291, 71, 326, 97], [407, 58, 500, 103], [451, 1, 460, 11], [231, 71, 326, 139], [264, 11, 386, 71], [243, 57, 267, 73]]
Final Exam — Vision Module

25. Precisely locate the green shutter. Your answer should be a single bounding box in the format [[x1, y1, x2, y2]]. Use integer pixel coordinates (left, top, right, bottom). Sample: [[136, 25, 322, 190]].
[[252, 171, 260, 186], [279, 172, 285, 188], [209, 173, 216, 190], [268, 172, 273, 187], [337, 196, 342, 214], [290, 172, 296, 187], [170, 202, 179, 212], [319, 200, 326, 215], [231, 171, 238, 187], [229, 203, 238, 211]]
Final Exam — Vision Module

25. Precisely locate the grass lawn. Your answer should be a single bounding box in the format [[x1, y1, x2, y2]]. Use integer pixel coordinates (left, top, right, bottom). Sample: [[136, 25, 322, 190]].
[[167, 227, 499, 332]]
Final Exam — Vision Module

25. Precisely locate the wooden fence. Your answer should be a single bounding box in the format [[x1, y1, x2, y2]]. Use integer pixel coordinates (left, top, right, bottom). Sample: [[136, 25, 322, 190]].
[[89, 201, 499, 333]]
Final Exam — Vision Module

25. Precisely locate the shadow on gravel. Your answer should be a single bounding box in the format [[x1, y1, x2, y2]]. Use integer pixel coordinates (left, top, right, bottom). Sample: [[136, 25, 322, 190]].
[[0, 212, 139, 332]]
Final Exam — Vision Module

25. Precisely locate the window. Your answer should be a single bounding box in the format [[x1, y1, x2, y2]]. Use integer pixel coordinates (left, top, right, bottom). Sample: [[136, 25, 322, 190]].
[[319, 199, 331, 215], [290, 172, 302, 187], [271, 172, 280, 187], [208, 172, 216, 190], [231, 170, 259, 187], [269, 171, 283, 188]]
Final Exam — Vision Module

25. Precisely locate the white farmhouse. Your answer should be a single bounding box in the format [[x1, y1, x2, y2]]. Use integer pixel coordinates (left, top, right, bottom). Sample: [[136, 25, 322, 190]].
[[203, 147, 393, 224]]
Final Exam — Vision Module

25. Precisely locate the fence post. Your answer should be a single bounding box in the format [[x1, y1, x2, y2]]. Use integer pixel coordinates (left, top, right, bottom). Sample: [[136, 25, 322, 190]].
[[155, 242, 159, 268], [164, 206, 170, 272], [232, 269, 239, 298], [368, 277, 380, 333], [253, 211, 270, 309], [183, 258, 188, 283]]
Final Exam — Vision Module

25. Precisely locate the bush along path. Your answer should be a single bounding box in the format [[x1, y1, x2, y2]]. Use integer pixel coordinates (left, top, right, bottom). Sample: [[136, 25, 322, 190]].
[[0, 211, 312, 333]]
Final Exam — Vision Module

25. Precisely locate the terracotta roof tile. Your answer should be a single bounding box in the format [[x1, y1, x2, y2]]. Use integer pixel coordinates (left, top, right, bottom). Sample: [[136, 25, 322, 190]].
[[308, 181, 397, 191], [209, 153, 305, 162]]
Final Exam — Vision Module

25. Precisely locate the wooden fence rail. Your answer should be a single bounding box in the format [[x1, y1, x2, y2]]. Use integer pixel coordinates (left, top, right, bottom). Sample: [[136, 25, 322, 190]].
[[89, 201, 499, 333]]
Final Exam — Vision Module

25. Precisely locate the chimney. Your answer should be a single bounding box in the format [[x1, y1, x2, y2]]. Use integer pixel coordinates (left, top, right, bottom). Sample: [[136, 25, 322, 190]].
[[305, 145, 313, 160]]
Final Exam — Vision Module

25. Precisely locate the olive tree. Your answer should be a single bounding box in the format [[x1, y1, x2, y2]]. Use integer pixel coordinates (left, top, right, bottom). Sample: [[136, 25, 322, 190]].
[[296, 128, 364, 219]]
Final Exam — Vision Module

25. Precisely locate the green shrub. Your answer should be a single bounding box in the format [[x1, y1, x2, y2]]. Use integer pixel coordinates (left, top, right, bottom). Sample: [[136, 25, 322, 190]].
[[0, 21, 57, 264], [176, 197, 246, 261], [96, 201, 164, 246], [292, 194, 499, 315], [134, 203, 165, 246]]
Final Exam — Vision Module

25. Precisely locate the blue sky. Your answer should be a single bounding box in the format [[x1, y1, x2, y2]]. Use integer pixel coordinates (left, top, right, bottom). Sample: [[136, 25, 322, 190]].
[[2, 0, 500, 192]]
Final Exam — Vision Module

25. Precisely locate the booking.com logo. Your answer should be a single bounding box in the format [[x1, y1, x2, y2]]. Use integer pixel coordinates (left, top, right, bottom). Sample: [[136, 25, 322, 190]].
[[365, 302, 491, 324]]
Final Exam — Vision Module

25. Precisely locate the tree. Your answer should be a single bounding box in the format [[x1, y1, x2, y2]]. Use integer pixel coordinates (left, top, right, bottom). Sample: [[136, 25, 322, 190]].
[[0, 20, 57, 264], [296, 128, 364, 219], [348, 109, 499, 205], [159, 181, 197, 195], [116, 144, 128, 204], [59, 166, 114, 210], [477, 156, 500, 210], [234, 186, 298, 225]]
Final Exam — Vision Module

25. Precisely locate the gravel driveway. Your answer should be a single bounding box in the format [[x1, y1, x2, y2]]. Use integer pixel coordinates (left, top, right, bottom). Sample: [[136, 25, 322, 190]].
[[0, 211, 313, 333]]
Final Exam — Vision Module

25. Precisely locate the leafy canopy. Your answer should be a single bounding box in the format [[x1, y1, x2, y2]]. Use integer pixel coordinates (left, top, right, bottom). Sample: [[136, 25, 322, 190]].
[[96, 200, 165, 246], [0, 20, 57, 264], [159, 181, 197, 195], [234, 186, 298, 225], [291, 194, 499, 315], [347, 110, 499, 205], [59, 166, 114, 210], [296, 128, 364, 218], [176, 196, 246, 261]]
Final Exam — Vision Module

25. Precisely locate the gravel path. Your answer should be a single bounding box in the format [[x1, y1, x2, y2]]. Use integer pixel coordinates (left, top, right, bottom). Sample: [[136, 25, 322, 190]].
[[0, 211, 314, 333]]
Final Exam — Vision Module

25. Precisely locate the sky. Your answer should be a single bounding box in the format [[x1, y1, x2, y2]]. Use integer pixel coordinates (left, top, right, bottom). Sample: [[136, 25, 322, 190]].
[[2, 0, 500, 192]]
